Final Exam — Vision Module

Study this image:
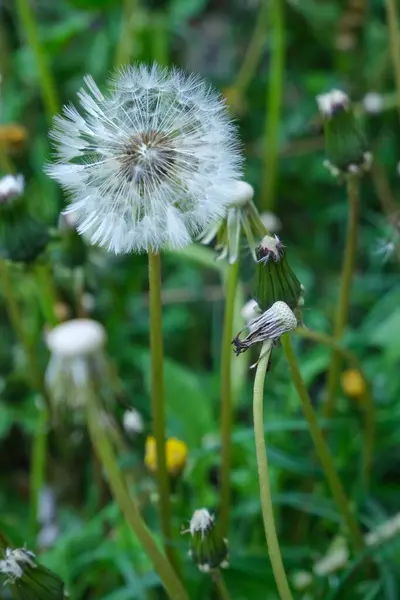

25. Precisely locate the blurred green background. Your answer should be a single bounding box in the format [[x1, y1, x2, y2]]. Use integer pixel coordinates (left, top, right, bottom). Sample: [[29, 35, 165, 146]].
[[1, 0, 400, 598]]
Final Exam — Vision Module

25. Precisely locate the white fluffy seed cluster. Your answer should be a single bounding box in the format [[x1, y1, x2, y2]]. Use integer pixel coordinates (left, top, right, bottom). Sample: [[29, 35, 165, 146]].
[[0, 174, 24, 202], [0, 548, 36, 583], [189, 508, 214, 538], [47, 63, 243, 254], [316, 89, 349, 117]]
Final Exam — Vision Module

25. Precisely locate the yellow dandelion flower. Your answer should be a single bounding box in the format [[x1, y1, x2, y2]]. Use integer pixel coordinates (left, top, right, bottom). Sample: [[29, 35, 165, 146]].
[[0, 124, 28, 149], [341, 369, 366, 399], [145, 436, 188, 477]]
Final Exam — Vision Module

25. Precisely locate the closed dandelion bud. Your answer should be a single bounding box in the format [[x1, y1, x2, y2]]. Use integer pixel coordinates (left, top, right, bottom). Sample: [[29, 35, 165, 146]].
[[183, 509, 228, 572], [0, 547, 64, 599], [341, 369, 365, 399], [254, 235, 303, 312], [233, 301, 297, 356], [145, 435, 188, 477], [316, 89, 371, 177], [0, 175, 49, 263]]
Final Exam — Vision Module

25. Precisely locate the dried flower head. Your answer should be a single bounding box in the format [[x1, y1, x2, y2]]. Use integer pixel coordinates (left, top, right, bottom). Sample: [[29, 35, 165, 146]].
[[182, 509, 229, 572], [0, 547, 64, 598], [46, 63, 243, 254], [145, 435, 188, 477], [233, 301, 297, 356]]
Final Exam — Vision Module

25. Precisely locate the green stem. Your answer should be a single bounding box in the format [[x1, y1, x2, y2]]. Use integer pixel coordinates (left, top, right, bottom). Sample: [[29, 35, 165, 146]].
[[148, 250, 179, 574], [152, 12, 169, 66], [213, 571, 231, 600], [115, 0, 138, 67], [295, 327, 375, 490], [86, 395, 189, 600], [281, 334, 365, 553], [33, 263, 58, 327], [385, 0, 400, 119], [220, 260, 239, 539], [30, 404, 49, 533], [231, 0, 269, 105], [15, 0, 59, 121], [324, 176, 359, 418], [260, 0, 285, 212], [253, 340, 294, 600]]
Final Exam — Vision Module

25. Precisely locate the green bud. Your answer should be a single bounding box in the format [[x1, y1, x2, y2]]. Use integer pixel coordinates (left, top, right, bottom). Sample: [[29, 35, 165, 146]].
[[0, 175, 49, 263], [316, 90, 371, 177], [253, 235, 303, 312], [183, 509, 228, 573], [0, 547, 65, 599]]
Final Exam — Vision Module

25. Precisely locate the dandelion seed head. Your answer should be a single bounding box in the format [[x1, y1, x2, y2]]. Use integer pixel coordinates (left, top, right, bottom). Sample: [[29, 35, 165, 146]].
[[46, 319, 106, 358], [190, 509, 214, 538], [46, 64, 243, 254], [316, 89, 349, 118], [0, 174, 24, 203]]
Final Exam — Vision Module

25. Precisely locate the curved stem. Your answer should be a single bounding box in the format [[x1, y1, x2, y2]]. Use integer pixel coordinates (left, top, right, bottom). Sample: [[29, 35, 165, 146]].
[[115, 0, 138, 67], [295, 327, 375, 489], [324, 176, 359, 418], [213, 571, 231, 600], [86, 394, 188, 600], [148, 250, 179, 575], [220, 260, 239, 539], [253, 340, 294, 600], [385, 0, 400, 119], [260, 0, 285, 212], [15, 0, 59, 120], [281, 334, 365, 553]]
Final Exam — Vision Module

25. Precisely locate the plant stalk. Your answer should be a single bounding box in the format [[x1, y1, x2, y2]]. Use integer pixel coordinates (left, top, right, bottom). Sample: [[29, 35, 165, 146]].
[[281, 334, 365, 552], [220, 260, 239, 539], [148, 250, 179, 574], [385, 0, 400, 119], [115, 0, 138, 67], [213, 571, 231, 600], [253, 340, 294, 600], [33, 263, 59, 327], [86, 394, 188, 600], [324, 176, 359, 418]]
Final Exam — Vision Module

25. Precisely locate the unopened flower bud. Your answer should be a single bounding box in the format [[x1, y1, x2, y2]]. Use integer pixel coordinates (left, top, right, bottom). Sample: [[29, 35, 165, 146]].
[[0, 547, 64, 598], [0, 175, 49, 263], [183, 509, 228, 572], [254, 235, 303, 312], [316, 89, 371, 177], [232, 301, 297, 356]]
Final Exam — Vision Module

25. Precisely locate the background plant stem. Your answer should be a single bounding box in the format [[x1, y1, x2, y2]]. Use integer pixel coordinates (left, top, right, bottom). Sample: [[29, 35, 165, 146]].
[[15, 0, 59, 121], [260, 0, 284, 212], [281, 334, 365, 552], [324, 176, 359, 418], [213, 571, 231, 600], [115, 0, 138, 66], [86, 394, 188, 600], [253, 340, 294, 600], [385, 0, 400, 118], [33, 263, 58, 327], [148, 250, 179, 575], [220, 260, 239, 539]]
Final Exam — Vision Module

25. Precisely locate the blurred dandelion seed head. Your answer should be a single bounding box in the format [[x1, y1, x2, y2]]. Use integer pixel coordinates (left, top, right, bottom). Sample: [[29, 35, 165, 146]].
[[0, 174, 24, 204], [46, 63, 243, 254], [316, 89, 349, 118]]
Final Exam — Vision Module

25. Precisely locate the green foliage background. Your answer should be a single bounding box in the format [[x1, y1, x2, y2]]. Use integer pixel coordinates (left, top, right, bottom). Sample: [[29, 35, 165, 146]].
[[1, 0, 400, 598]]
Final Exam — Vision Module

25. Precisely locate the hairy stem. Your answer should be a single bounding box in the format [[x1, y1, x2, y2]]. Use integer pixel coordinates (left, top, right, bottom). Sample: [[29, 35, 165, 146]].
[[324, 176, 359, 418], [281, 334, 365, 552], [15, 0, 59, 120], [260, 0, 285, 211], [86, 394, 188, 600], [385, 0, 400, 119], [253, 340, 294, 600], [148, 250, 179, 574], [220, 260, 239, 538]]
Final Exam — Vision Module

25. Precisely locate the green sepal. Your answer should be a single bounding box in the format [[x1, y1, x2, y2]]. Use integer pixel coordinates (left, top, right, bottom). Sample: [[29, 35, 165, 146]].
[[190, 527, 228, 571], [254, 248, 303, 312], [324, 106, 369, 173]]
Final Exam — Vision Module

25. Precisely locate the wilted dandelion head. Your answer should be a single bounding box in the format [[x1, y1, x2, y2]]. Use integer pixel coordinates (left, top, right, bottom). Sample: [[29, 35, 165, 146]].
[[46, 63, 243, 254]]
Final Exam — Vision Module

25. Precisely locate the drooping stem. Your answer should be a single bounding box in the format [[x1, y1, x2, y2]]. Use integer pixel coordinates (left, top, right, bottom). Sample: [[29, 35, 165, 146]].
[[115, 0, 138, 67], [86, 393, 189, 600], [213, 570, 231, 600], [295, 327, 375, 489], [253, 340, 294, 600], [281, 334, 365, 553], [260, 0, 285, 212], [385, 0, 400, 119], [324, 176, 359, 418], [220, 260, 239, 539], [148, 250, 179, 574], [15, 0, 59, 121]]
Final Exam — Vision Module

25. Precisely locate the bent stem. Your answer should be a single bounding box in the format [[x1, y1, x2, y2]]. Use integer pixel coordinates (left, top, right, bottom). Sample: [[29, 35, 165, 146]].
[[260, 0, 285, 212], [148, 250, 179, 574], [86, 394, 188, 600], [324, 176, 359, 418], [295, 327, 375, 490], [281, 334, 365, 553], [253, 340, 294, 600], [220, 260, 239, 539]]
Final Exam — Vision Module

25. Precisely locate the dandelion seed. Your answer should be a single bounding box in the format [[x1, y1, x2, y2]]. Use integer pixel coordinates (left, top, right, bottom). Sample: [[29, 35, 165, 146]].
[[46, 64, 243, 254]]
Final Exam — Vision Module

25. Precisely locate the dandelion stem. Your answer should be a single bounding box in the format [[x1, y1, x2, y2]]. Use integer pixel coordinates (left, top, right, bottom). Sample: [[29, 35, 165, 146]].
[[33, 263, 58, 327], [213, 571, 231, 600], [148, 250, 180, 575], [385, 0, 400, 119], [86, 393, 189, 600], [260, 0, 285, 212], [220, 260, 239, 539], [281, 334, 365, 553], [295, 327, 375, 490], [115, 0, 138, 67], [253, 340, 294, 600], [324, 176, 359, 418], [15, 0, 59, 121]]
